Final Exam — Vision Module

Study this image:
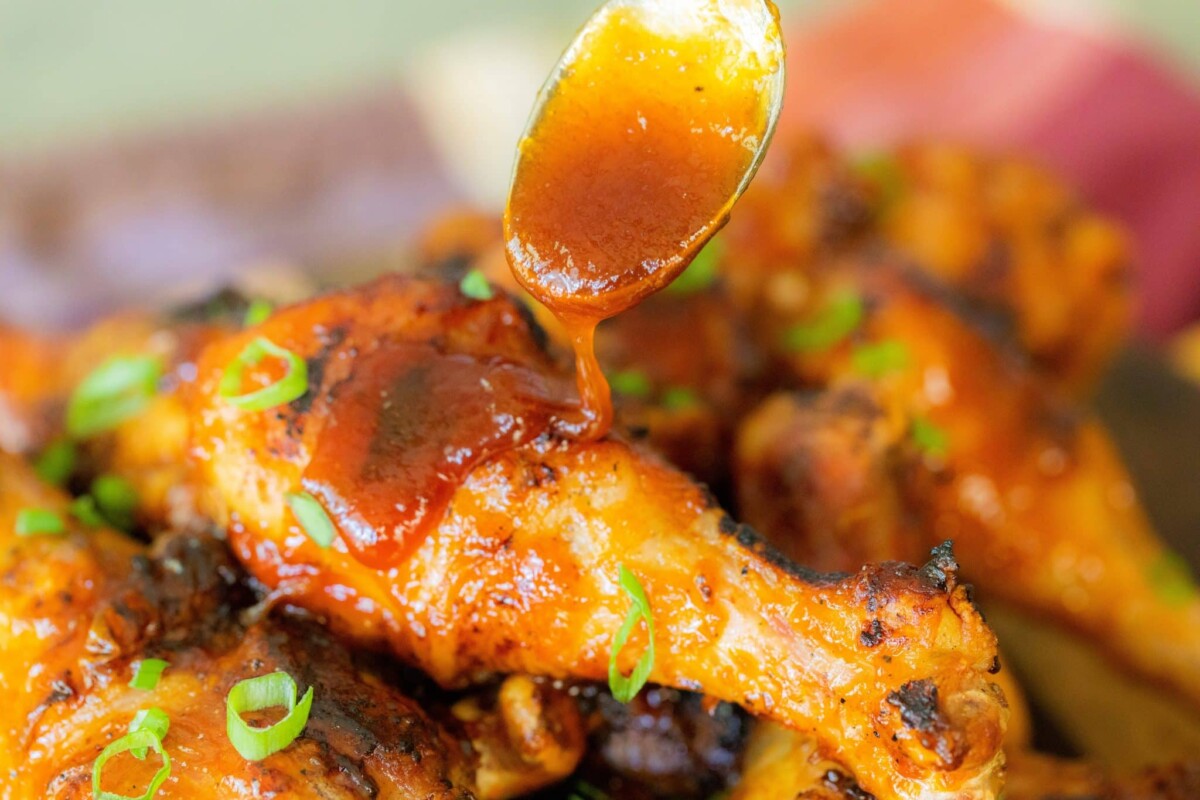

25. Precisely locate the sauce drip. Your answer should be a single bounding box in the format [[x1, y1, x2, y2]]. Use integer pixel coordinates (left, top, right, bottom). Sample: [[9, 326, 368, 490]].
[[505, 0, 783, 440], [302, 343, 572, 567]]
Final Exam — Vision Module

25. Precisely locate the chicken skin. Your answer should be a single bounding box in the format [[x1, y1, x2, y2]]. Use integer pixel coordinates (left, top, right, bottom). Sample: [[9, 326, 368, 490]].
[[729, 254, 1200, 712], [0, 453, 483, 799], [722, 136, 1131, 393], [0, 276, 1007, 800], [731, 724, 1200, 800]]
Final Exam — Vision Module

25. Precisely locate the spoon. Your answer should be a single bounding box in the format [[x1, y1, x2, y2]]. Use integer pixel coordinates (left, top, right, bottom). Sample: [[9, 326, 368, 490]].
[[503, 0, 786, 438]]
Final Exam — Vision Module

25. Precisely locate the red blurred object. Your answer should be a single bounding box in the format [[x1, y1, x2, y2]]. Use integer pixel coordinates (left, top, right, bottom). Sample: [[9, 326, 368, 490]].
[[779, 0, 1200, 339]]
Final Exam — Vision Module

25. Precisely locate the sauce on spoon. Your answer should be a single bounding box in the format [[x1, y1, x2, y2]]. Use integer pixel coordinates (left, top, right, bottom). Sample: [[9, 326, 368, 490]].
[[505, 0, 785, 439]]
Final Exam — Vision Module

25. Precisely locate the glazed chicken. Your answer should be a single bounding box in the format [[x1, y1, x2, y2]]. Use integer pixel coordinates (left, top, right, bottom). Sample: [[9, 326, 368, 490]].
[[0, 453, 486, 799], [0, 128, 1189, 800], [731, 724, 1200, 800], [411, 138, 1199, 716], [0, 276, 1007, 799], [726, 244, 1200, 712], [413, 136, 1195, 796], [720, 136, 1131, 393]]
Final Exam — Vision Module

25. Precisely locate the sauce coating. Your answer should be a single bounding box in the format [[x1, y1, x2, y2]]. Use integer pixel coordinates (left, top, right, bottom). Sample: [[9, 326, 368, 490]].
[[505, 0, 783, 439], [302, 341, 572, 567]]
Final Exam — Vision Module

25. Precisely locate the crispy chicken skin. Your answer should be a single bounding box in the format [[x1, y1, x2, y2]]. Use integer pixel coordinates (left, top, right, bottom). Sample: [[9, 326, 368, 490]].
[[731, 725, 1200, 800], [728, 256, 1200, 712], [735, 386, 927, 572], [0, 453, 483, 799], [0, 277, 1008, 799]]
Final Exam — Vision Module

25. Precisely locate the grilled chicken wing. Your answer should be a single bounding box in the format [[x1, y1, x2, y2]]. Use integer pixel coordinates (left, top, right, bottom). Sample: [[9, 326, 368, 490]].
[[0, 276, 1007, 799], [731, 725, 1200, 800], [0, 452, 592, 799], [859, 142, 1131, 390], [0, 453, 481, 799], [726, 254, 1200, 711], [724, 136, 1131, 392]]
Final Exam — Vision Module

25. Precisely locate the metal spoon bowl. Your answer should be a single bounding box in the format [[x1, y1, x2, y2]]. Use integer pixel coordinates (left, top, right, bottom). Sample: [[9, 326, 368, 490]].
[[505, 0, 787, 314]]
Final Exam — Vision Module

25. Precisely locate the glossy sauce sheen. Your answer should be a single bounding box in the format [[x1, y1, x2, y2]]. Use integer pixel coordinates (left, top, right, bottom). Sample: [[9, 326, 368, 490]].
[[505, 2, 782, 438], [302, 341, 572, 567]]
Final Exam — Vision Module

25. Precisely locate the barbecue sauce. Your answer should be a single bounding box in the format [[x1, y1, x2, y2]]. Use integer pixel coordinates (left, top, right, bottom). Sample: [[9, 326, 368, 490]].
[[302, 338, 573, 568], [504, 1, 783, 439]]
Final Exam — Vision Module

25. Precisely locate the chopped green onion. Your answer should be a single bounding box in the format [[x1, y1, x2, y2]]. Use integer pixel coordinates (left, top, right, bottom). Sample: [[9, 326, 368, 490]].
[[243, 299, 274, 327], [608, 565, 656, 703], [851, 152, 906, 210], [852, 340, 910, 378], [459, 269, 495, 301], [219, 337, 308, 412], [286, 491, 336, 548], [128, 707, 170, 759], [130, 658, 168, 691], [226, 671, 314, 761], [92, 474, 139, 531], [660, 386, 700, 411], [92, 728, 170, 800], [34, 439, 76, 486], [66, 355, 162, 439], [911, 416, 949, 458], [783, 291, 864, 352], [608, 370, 652, 399], [15, 508, 65, 537], [1148, 552, 1197, 607], [668, 238, 721, 294], [70, 495, 106, 527]]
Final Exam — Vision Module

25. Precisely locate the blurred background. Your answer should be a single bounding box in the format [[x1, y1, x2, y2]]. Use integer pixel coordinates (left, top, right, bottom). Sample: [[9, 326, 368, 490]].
[[3, 0, 1200, 337], [4, 0, 1200, 764]]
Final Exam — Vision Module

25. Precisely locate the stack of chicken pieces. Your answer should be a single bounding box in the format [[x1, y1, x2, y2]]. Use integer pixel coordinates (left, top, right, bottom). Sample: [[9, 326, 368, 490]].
[[1, 136, 1198, 799]]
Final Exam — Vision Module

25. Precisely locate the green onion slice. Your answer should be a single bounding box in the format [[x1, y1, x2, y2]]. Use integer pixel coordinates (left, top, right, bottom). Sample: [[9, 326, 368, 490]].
[[130, 658, 168, 691], [15, 508, 65, 537], [128, 707, 170, 760], [852, 340, 910, 378], [911, 416, 949, 458], [286, 491, 336, 548], [660, 386, 700, 411], [70, 495, 106, 528], [668, 238, 721, 294], [783, 291, 864, 352], [459, 269, 495, 301], [67, 355, 162, 439], [1148, 552, 1198, 607], [92, 474, 139, 530], [243, 299, 274, 327], [219, 337, 308, 412], [226, 671, 314, 761], [608, 370, 652, 399], [34, 439, 77, 486], [608, 565, 656, 703], [92, 728, 170, 800]]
